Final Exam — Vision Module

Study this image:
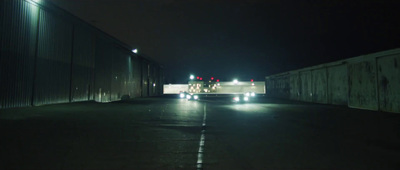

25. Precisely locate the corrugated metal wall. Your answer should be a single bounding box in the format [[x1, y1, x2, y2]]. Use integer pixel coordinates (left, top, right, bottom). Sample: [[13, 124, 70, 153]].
[[94, 36, 112, 102], [111, 47, 134, 101], [0, 0, 163, 109], [71, 24, 95, 102], [0, 0, 38, 108], [149, 64, 156, 96], [131, 55, 142, 98], [34, 9, 73, 106], [141, 59, 149, 97]]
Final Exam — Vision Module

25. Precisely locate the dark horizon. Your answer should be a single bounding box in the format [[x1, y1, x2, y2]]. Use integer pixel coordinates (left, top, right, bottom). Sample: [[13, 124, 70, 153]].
[[47, 0, 400, 83]]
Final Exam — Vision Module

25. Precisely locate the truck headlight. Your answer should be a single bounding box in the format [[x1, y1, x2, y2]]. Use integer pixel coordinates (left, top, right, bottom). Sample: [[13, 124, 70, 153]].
[[244, 97, 249, 101], [194, 95, 199, 100], [187, 95, 192, 99], [251, 92, 255, 97]]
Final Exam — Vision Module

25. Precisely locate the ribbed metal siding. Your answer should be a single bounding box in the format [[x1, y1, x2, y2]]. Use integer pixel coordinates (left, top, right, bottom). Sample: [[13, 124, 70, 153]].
[[71, 25, 95, 102], [111, 47, 125, 101], [33, 9, 73, 106], [155, 66, 161, 95], [159, 68, 164, 94], [123, 53, 135, 98], [148, 64, 156, 96], [0, 0, 39, 108], [141, 60, 149, 97], [94, 37, 112, 102], [131, 55, 141, 98]]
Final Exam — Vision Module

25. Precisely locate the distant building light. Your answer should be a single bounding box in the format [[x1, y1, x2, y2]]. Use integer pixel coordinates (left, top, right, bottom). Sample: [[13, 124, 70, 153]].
[[190, 75, 194, 80], [132, 49, 138, 53]]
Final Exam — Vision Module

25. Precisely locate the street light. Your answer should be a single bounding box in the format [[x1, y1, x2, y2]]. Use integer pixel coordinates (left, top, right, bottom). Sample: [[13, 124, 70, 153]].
[[190, 75, 194, 80], [132, 49, 138, 53]]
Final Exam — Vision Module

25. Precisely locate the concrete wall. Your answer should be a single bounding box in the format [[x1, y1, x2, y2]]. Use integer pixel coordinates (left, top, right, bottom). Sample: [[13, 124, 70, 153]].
[[163, 82, 265, 94], [163, 84, 189, 94], [215, 82, 265, 94], [377, 53, 400, 113], [327, 64, 348, 105], [265, 48, 400, 113]]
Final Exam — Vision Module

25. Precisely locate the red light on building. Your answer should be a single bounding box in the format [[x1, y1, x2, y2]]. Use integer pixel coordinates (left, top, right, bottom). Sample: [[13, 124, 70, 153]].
[[211, 77, 214, 80], [197, 76, 199, 79], [251, 79, 254, 82], [200, 77, 203, 80], [216, 79, 220, 82]]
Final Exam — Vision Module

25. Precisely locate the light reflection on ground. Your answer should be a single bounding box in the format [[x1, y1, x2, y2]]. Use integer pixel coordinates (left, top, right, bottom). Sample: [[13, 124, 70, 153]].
[[221, 103, 296, 113]]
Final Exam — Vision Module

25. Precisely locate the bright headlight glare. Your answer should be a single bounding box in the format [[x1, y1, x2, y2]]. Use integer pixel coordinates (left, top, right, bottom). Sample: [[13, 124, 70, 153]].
[[244, 97, 249, 101], [251, 92, 255, 97], [245, 92, 250, 96], [194, 95, 199, 100], [187, 95, 192, 99], [234, 97, 240, 102], [180, 93, 185, 98]]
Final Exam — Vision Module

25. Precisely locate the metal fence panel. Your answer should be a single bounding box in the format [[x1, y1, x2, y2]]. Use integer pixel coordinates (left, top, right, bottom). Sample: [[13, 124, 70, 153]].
[[0, 0, 39, 108]]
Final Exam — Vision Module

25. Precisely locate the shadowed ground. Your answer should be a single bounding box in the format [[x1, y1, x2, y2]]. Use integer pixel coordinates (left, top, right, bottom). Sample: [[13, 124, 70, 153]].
[[1, 96, 399, 169]]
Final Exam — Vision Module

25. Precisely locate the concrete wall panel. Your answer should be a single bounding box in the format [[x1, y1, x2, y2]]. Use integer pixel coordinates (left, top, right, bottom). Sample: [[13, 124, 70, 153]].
[[311, 68, 328, 104], [266, 49, 400, 113], [348, 60, 378, 110], [327, 64, 348, 105], [377, 54, 400, 113], [290, 73, 300, 100], [300, 71, 312, 102], [163, 84, 189, 94]]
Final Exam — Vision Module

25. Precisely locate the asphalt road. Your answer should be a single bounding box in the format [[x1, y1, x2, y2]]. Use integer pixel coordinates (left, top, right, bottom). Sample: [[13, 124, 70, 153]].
[[1, 96, 399, 170]]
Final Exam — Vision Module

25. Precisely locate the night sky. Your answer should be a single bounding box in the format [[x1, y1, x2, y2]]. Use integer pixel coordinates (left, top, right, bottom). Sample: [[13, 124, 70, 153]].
[[47, 0, 400, 83]]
